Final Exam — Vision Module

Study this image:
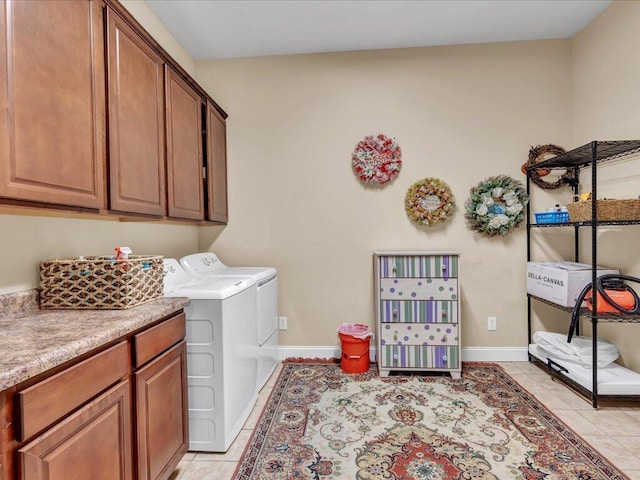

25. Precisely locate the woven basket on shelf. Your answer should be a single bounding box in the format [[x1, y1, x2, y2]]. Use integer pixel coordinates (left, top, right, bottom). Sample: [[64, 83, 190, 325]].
[[39, 255, 163, 310], [566, 199, 640, 222]]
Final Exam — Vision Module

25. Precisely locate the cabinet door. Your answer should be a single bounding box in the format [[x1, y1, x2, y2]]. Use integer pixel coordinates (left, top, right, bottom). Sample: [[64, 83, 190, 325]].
[[134, 341, 188, 480], [106, 9, 165, 216], [0, 0, 105, 209], [18, 380, 132, 480], [165, 67, 204, 220], [206, 101, 228, 223]]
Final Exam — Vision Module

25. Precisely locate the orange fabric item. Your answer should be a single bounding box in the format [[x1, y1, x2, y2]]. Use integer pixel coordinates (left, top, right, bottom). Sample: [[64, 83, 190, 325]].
[[338, 333, 370, 374], [586, 289, 637, 313]]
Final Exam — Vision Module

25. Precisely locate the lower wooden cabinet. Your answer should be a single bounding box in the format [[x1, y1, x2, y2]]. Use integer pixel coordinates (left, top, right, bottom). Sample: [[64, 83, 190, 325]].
[[134, 341, 188, 480], [2, 311, 187, 480], [18, 380, 132, 480]]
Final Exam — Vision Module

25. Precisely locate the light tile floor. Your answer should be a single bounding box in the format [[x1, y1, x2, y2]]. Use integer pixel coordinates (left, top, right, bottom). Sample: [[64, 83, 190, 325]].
[[170, 361, 640, 479]]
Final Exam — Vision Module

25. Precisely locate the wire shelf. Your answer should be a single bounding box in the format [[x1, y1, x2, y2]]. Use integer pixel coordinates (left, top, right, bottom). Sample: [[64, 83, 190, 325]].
[[525, 140, 640, 171], [529, 219, 640, 228], [528, 294, 640, 322], [529, 355, 640, 403]]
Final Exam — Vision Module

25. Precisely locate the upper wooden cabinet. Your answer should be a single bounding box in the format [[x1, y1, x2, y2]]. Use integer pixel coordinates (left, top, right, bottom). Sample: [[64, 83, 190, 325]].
[[106, 9, 166, 217], [165, 67, 204, 220], [0, 0, 106, 209], [206, 101, 228, 223], [0, 0, 228, 223]]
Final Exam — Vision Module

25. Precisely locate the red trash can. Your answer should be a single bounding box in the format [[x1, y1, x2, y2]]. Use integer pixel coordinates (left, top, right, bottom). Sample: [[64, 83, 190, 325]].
[[337, 323, 373, 374]]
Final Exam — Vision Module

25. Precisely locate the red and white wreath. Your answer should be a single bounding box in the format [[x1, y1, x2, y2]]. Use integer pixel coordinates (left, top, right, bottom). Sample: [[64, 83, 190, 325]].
[[351, 134, 402, 185]]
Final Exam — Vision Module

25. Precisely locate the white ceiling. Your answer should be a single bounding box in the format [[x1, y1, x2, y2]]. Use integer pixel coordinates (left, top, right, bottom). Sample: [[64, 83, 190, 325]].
[[145, 0, 612, 60]]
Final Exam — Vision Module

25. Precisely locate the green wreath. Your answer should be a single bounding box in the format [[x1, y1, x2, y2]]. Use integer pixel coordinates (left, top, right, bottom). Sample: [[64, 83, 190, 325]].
[[464, 175, 529, 236], [405, 178, 455, 227]]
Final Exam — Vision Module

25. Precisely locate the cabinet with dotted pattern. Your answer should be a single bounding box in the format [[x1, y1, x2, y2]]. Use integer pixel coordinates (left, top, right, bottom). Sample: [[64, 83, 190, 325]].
[[374, 251, 461, 378]]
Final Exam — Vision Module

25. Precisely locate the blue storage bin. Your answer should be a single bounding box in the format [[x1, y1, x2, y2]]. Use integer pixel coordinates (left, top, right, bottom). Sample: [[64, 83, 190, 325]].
[[534, 211, 570, 224]]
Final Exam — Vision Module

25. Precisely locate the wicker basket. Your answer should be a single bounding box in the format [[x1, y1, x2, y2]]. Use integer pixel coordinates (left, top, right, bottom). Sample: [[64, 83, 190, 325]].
[[566, 199, 640, 222], [40, 255, 163, 309]]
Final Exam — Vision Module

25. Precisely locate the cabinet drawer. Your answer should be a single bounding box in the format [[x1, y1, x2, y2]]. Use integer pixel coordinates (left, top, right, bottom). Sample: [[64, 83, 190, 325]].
[[380, 323, 458, 346], [380, 278, 457, 301], [133, 313, 186, 368], [380, 300, 457, 323], [379, 255, 458, 279], [17, 341, 129, 442], [379, 345, 459, 370]]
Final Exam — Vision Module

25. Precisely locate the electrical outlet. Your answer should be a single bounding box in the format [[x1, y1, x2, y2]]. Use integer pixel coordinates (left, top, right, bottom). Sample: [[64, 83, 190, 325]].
[[278, 316, 288, 330], [488, 316, 497, 331]]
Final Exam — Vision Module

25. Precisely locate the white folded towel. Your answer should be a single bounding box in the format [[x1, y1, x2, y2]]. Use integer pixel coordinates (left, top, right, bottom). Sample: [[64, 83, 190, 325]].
[[533, 331, 619, 368]]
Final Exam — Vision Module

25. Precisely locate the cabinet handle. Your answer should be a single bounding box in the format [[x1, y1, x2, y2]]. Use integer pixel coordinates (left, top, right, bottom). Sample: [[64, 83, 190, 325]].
[[442, 355, 448, 361], [393, 354, 398, 366], [392, 309, 398, 318], [393, 332, 398, 341], [441, 310, 447, 317], [392, 266, 397, 274], [442, 264, 447, 271]]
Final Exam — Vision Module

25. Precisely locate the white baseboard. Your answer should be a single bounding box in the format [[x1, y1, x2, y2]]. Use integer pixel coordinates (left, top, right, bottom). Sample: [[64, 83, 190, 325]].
[[278, 346, 529, 363], [278, 346, 342, 361], [461, 347, 529, 362]]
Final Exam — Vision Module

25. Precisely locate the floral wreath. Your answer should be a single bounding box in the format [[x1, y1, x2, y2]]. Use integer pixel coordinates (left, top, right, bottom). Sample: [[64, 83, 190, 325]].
[[464, 175, 529, 237], [351, 134, 402, 185], [405, 178, 455, 227]]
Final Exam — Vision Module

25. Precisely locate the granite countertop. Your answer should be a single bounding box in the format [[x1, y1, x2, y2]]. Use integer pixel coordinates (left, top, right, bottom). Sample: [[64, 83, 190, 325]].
[[0, 296, 190, 391]]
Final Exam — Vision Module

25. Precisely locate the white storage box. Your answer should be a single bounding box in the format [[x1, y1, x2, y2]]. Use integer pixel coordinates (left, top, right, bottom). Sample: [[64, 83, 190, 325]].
[[526, 262, 618, 307]]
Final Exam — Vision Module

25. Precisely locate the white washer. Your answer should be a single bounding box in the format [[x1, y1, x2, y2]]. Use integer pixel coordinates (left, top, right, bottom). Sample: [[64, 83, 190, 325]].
[[163, 258, 257, 452], [180, 252, 279, 392]]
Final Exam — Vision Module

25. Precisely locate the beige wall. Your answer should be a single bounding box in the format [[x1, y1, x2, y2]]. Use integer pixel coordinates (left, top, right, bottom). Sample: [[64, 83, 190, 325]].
[[568, 0, 640, 370], [195, 41, 573, 349], [119, 0, 195, 75], [6, 0, 638, 368], [0, 2, 200, 295], [0, 215, 198, 294]]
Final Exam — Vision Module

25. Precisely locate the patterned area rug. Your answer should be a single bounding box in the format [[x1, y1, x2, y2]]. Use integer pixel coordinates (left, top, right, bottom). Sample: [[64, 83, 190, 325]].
[[233, 363, 628, 480]]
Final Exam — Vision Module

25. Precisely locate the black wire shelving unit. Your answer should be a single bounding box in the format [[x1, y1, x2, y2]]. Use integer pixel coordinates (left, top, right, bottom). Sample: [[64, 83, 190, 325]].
[[525, 140, 640, 408]]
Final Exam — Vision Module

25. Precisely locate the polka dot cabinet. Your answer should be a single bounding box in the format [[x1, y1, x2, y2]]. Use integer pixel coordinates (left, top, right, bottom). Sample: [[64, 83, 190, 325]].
[[374, 252, 461, 378]]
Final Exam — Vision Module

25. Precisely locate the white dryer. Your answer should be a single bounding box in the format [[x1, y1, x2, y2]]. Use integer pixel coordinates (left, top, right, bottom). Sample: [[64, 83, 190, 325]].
[[180, 252, 279, 392], [163, 258, 258, 452]]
